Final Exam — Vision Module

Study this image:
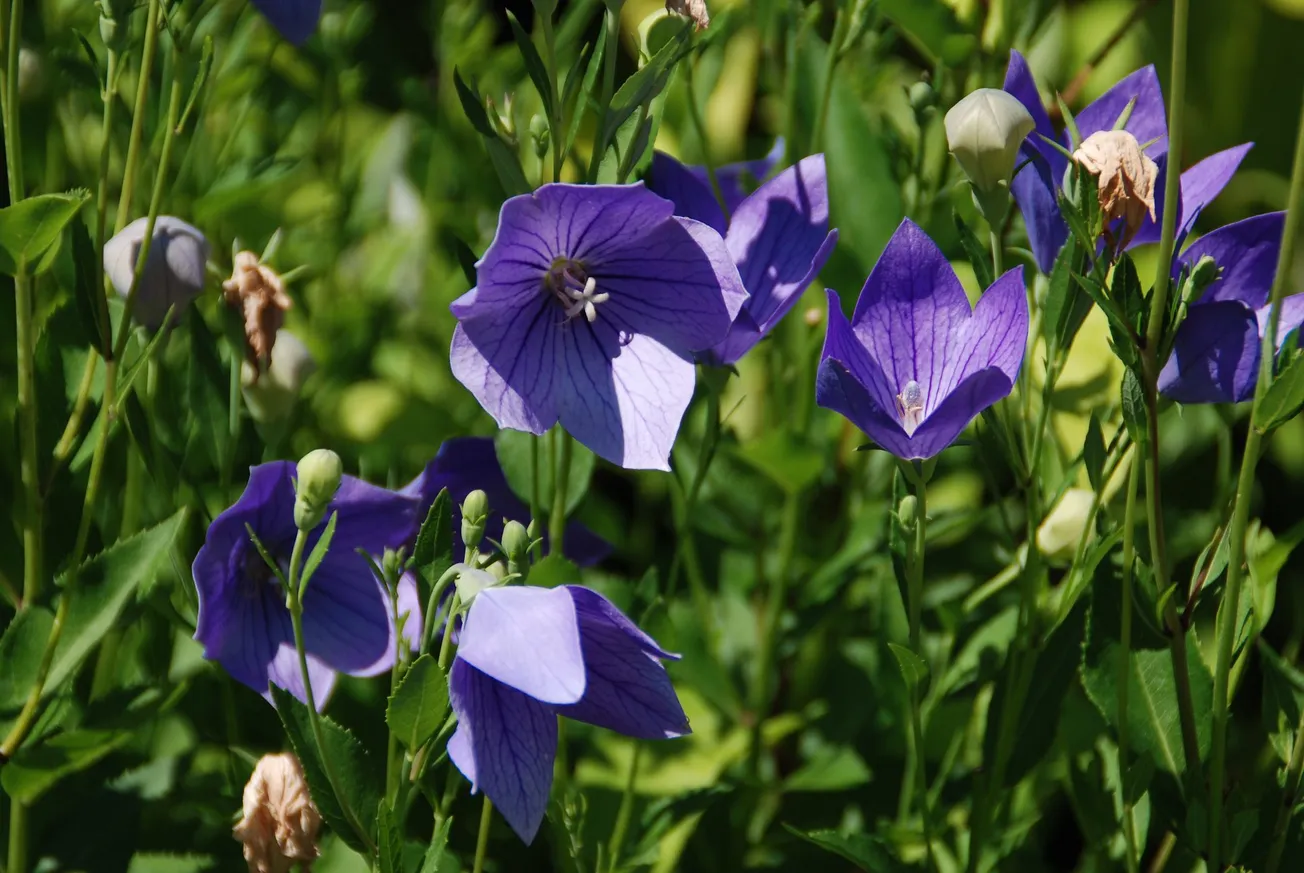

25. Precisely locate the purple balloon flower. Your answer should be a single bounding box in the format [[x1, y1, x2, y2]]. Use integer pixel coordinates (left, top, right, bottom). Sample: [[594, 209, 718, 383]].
[[648, 150, 839, 365], [193, 463, 423, 708], [250, 0, 321, 44], [400, 437, 611, 565], [646, 138, 785, 236], [447, 585, 690, 843], [816, 219, 1029, 460], [1003, 50, 1252, 273], [449, 183, 747, 471], [1159, 212, 1304, 403]]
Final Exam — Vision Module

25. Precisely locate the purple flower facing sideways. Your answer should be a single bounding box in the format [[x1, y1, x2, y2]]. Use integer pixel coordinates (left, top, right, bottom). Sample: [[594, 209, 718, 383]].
[[448, 585, 690, 843], [1003, 50, 1252, 273], [450, 183, 747, 471], [816, 219, 1029, 460], [1159, 212, 1304, 403], [648, 149, 838, 365], [400, 437, 610, 565], [250, 0, 321, 44], [193, 463, 422, 708]]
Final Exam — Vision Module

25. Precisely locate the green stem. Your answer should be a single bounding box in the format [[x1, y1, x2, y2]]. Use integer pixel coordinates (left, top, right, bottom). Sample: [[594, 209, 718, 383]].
[[811, 6, 848, 154], [386, 572, 403, 803], [472, 796, 494, 873], [607, 743, 642, 872], [990, 230, 1004, 278], [1119, 458, 1141, 873], [587, 0, 623, 183], [1266, 698, 1304, 873], [7, 801, 25, 873], [1144, 0, 1188, 352], [115, 0, 162, 232], [905, 477, 937, 871], [549, 430, 573, 555], [0, 593, 69, 757], [684, 60, 729, 221], [538, 7, 563, 183], [437, 593, 462, 672], [1210, 80, 1304, 872]]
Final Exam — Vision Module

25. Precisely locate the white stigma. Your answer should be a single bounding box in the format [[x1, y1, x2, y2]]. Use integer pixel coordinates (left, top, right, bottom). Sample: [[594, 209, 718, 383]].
[[562, 276, 610, 323], [896, 380, 925, 436]]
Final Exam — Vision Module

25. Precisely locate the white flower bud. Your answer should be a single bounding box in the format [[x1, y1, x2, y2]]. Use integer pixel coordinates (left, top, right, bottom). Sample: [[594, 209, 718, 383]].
[[243, 331, 316, 423], [1036, 488, 1095, 564], [944, 88, 1036, 196], [103, 216, 210, 330], [1073, 130, 1159, 250], [294, 449, 342, 532], [232, 752, 321, 873]]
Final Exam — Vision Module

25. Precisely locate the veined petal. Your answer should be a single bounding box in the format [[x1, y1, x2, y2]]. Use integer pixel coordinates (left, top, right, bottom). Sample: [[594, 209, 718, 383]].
[[457, 585, 586, 704], [250, 0, 321, 44], [1077, 65, 1168, 156], [1158, 301, 1260, 403], [555, 586, 690, 739], [210, 580, 295, 697], [542, 182, 676, 265], [326, 474, 423, 555], [712, 138, 786, 214], [1175, 143, 1254, 240], [1011, 145, 1068, 274], [1179, 212, 1283, 308], [1256, 294, 1304, 351], [555, 320, 696, 471], [1002, 51, 1063, 166], [299, 555, 394, 676], [451, 314, 559, 437], [932, 268, 1029, 400], [648, 151, 727, 235], [903, 369, 1022, 459], [449, 659, 558, 844]]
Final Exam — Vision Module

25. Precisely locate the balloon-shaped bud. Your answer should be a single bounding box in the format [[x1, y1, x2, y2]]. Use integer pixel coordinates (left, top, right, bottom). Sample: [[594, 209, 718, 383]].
[[944, 88, 1035, 221], [502, 520, 531, 576], [460, 490, 491, 553], [1037, 488, 1095, 563], [294, 449, 342, 532], [242, 330, 317, 423], [104, 216, 210, 331]]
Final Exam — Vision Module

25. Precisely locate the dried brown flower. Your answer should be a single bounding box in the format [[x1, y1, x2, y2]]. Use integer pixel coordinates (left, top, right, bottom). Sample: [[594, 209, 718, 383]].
[[666, 0, 709, 31], [223, 251, 293, 378], [1073, 129, 1159, 249], [233, 752, 321, 873]]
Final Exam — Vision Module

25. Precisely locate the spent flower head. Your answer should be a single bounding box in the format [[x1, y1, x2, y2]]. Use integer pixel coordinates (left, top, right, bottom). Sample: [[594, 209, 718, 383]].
[[1073, 129, 1159, 249], [233, 752, 320, 873], [224, 250, 293, 376]]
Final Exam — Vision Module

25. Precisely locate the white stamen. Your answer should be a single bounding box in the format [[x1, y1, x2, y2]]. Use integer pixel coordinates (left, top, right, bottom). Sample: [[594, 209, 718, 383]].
[[561, 276, 610, 323], [896, 380, 925, 436]]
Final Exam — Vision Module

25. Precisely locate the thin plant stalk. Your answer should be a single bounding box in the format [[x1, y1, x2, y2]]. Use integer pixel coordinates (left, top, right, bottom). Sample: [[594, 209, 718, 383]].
[[1119, 458, 1141, 873], [606, 743, 643, 872], [683, 60, 729, 220], [905, 474, 937, 871], [549, 430, 574, 555], [811, 6, 849, 155], [1209, 81, 1304, 870], [7, 801, 25, 873], [538, 7, 563, 183], [115, 0, 163, 232], [472, 796, 494, 873]]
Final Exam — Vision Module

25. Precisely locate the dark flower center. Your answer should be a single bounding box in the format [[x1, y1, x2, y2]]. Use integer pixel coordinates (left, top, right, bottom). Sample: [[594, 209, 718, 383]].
[[544, 257, 609, 323], [895, 380, 925, 436], [241, 540, 287, 599]]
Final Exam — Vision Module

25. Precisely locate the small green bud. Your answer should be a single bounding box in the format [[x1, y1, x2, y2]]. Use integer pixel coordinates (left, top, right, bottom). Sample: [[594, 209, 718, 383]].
[[453, 564, 499, 606], [381, 547, 404, 583], [460, 490, 491, 552], [294, 449, 342, 531], [1183, 254, 1223, 306], [529, 114, 550, 160], [502, 520, 531, 576], [898, 494, 918, 531], [908, 80, 937, 116]]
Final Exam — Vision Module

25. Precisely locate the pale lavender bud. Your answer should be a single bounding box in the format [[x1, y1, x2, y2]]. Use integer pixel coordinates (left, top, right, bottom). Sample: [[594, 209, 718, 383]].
[[103, 216, 210, 330], [944, 88, 1035, 195]]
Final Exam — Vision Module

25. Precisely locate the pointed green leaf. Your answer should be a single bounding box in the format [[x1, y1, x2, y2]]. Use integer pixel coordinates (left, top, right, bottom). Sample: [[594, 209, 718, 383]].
[[377, 800, 404, 873], [412, 488, 453, 571], [0, 728, 133, 802], [506, 11, 554, 121], [1256, 349, 1304, 435], [953, 210, 994, 291], [301, 510, 339, 593], [385, 655, 450, 751], [418, 818, 455, 873], [1083, 414, 1106, 492], [887, 642, 928, 690], [783, 825, 908, 872], [0, 190, 91, 275]]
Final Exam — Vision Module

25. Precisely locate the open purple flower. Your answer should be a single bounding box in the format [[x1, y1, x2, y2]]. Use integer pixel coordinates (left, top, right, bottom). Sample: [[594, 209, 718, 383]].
[[647, 138, 785, 237], [250, 0, 321, 44], [649, 151, 838, 365], [450, 183, 747, 471], [400, 437, 610, 565], [816, 219, 1029, 459], [447, 584, 690, 843], [1003, 50, 1252, 273], [1159, 212, 1304, 403], [193, 463, 422, 708]]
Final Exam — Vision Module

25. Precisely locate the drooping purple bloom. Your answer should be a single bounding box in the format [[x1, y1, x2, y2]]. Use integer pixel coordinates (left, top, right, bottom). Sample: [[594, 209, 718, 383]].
[[449, 183, 747, 471], [447, 585, 690, 843], [648, 151, 838, 365], [1003, 50, 1252, 273], [1158, 212, 1304, 403], [193, 463, 423, 708], [400, 437, 611, 565], [816, 219, 1029, 459], [250, 0, 321, 44]]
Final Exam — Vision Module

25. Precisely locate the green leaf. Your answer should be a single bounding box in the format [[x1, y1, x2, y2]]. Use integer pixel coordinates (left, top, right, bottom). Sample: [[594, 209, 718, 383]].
[[385, 655, 450, 751], [271, 684, 383, 857], [1, 728, 134, 802], [1083, 414, 1106, 492], [887, 642, 928, 690], [126, 854, 215, 873], [506, 11, 553, 121], [377, 800, 404, 873], [598, 19, 691, 155], [733, 431, 824, 494], [1260, 641, 1304, 764], [418, 818, 454, 873], [302, 511, 340, 592], [527, 553, 579, 589], [953, 210, 994, 291], [1044, 236, 1091, 357], [0, 606, 57, 716], [783, 825, 907, 872], [784, 746, 872, 792], [70, 216, 111, 356], [1248, 517, 1304, 636], [1256, 349, 1304, 434], [877, 0, 976, 66], [0, 190, 91, 275], [452, 67, 496, 138], [185, 309, 232, 469], [1121, 369, 1148, 451], [412, 488, 453, 571], [453, 68, 531, 197], [494, 429, 595, 517], [565, 27, 604, 157]]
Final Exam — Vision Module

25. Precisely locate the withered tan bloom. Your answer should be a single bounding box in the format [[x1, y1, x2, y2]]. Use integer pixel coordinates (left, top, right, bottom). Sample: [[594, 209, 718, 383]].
[[1073, 129, 1159, 249], [233, 752, 321, 873], [666, 0, 709, 30], [223, 251, 293, 378]]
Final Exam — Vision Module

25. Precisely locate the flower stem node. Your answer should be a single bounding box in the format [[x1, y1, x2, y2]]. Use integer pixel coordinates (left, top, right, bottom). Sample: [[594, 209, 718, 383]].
[[502, 520, 532, 577], [460, 489, 491, 553], [944, 88, 1035, 225], [294, 449, 342, 532]]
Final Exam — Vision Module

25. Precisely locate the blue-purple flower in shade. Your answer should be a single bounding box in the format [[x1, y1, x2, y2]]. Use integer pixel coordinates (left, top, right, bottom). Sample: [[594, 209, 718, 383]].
[[816, 219, 1029, 460], [400, 437, 611, 565], [447, 584, 690, 843], [647, 138, 785, 236], [449, 183, 748, 471], [1003, 50, 1252, 273], [250, 0, 321, 44], [648, 151, 838, 365], [193, 463, 423, 708], [1159, 212, 1304, 403]]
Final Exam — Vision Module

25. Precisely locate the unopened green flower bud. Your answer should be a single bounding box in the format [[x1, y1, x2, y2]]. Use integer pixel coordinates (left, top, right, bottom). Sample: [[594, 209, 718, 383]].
[[1036, 488, 1095, 564], [898, 494, 919, 531], [453, 564, 499, 606], [294, 449, 342, 531], [17, 49, 44, 103], [98, 0, 132, 51], [460, 490, 490, 552], [502, 520, 531, 575], [381, 547, 403, 583], [944, 88, 1034, 222], [1182, 254, 1223, 306], [529, 114, 550, 160], [908, 80, 937, 116]]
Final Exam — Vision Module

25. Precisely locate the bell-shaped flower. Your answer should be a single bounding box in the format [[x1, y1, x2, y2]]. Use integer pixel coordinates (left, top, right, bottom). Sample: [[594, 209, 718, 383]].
[[1003, 50, 1252, 273], [250, 0, 321, 45], [104, 215, 210, 330], [648, 150, 838, 365], [449, 183, 747, 470], [816, 219, 1029, 459], [400, 437, 610, 565], [1159, 212, 1304, 403], [943, 88, 1036, 195], [447, 584, 690, 843], [193, 463, 423, 708]]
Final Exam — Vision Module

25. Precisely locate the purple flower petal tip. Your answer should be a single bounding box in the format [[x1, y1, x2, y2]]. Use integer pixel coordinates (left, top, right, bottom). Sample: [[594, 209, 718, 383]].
[[250, 0, 322, 44]]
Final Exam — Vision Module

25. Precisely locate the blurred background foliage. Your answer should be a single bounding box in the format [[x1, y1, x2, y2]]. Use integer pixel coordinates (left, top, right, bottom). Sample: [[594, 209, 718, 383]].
[[5, 0, 1304, 871]]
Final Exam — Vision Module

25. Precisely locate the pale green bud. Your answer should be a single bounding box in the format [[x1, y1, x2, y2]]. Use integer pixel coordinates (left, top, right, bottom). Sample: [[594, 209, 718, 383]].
[[898, 494, 919, 532], [1182, 254, 1223, 306], [453, 564, 499, 606], [908, 80, 937, 116], [460, 490, 490, 552], [294, 449, 342, 531], [502, 520, 531, 576], [1036, 489, 1095, 564], [529, 114, 550, 160], [944, 88, 1035, 196]]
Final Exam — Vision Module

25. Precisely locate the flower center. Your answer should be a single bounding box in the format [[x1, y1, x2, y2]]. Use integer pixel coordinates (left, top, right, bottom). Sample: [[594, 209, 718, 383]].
[[896, 380, 925, 436], [241, 541, 286, 599], [545, 258, 609, 323]]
